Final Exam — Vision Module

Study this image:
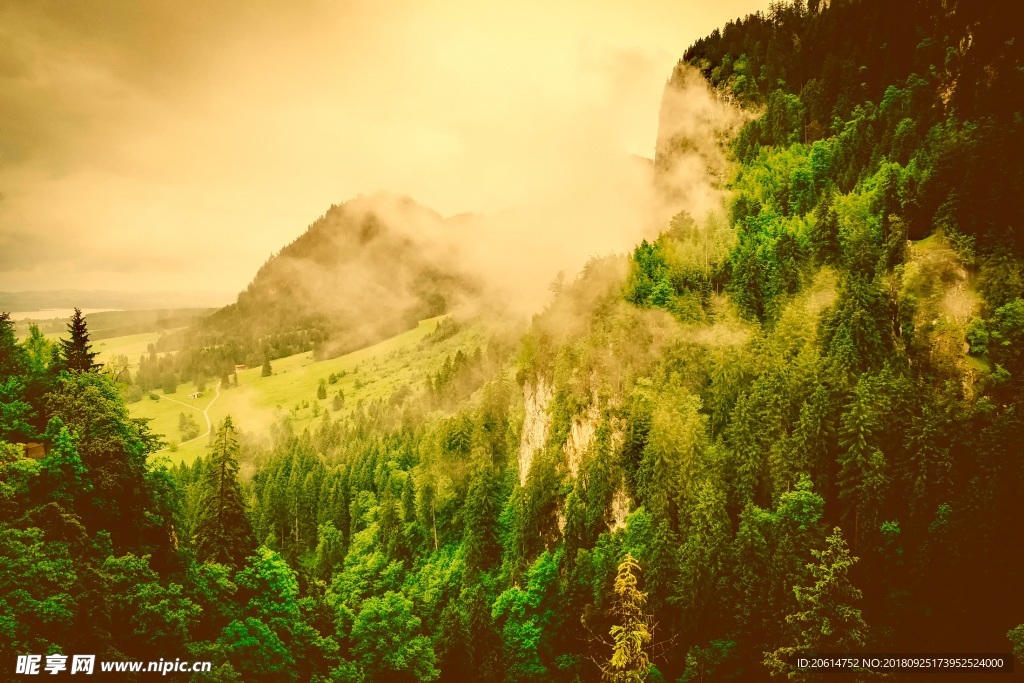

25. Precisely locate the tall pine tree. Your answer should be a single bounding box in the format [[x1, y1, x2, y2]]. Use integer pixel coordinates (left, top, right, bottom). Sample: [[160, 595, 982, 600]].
[[59, 308, 100, 372], [765, 527, 869, 680], [463, 461, 503, 576], [837, 383, 888, 552], [602, 554, 653, 683], [194, 416, 255, 568]]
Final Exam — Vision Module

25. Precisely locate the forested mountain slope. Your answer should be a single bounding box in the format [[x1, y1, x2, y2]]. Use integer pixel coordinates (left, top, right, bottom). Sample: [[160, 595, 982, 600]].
[[180, 193, 479, 371], [2, 1, 1023, 682]]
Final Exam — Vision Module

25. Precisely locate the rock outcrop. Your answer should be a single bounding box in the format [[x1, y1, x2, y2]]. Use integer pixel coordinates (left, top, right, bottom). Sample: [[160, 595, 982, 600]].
[[517, 378, 553, 486]]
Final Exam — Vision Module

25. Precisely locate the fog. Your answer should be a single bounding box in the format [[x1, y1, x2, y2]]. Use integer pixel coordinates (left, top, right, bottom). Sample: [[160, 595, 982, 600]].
[[0, 0, 764, 302]]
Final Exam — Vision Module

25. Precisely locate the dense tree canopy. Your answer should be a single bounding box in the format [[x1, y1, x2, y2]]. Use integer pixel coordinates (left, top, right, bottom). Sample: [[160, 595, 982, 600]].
[[2, 1, 1023, 680]]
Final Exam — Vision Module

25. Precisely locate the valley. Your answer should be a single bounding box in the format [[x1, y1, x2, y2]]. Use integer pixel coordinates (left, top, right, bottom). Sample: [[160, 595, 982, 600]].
[[2, 1, 1023, 680], [127, 315, 484, 463]]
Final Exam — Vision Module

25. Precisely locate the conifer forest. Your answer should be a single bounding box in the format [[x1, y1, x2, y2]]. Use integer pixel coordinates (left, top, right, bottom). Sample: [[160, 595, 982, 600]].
[[2, 0, 1023, 680]]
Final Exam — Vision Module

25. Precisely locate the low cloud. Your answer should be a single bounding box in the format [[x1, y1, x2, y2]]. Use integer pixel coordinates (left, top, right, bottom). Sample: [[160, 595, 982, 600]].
[[0, 0, 765, 306]]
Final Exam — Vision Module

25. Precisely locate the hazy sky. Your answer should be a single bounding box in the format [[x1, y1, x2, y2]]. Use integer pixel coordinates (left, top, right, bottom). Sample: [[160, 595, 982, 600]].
[[0, 0, 765, 296]]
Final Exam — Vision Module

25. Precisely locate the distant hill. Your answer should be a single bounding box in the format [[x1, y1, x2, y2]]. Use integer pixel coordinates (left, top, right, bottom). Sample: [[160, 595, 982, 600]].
[[14, 308, 216, 340], [183, 193, 480, 368], [0, 289, 231, 313]]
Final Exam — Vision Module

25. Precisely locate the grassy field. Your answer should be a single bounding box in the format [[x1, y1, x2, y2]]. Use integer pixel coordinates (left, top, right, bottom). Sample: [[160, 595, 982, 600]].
[[131, 316, 484, 464], [21, 327, 174, 374], [131, 388, 218, 453], [94, 331, 168, 371]]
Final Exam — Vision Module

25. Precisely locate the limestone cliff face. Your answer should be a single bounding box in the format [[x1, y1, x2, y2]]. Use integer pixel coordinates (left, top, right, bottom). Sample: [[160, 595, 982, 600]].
[[564, 405, 600, 479], [517, 378, 553, 486], [608, 487, 630, 532], [517, 378, 631, 532]]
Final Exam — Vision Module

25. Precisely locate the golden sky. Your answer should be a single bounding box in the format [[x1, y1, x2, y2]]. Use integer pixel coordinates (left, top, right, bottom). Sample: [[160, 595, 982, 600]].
[[0, 0, 766, 296]]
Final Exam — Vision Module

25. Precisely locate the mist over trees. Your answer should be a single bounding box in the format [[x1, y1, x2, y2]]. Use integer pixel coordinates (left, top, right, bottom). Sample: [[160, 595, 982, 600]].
[[1, 0, 1023, 681], [186, 196, 479, 370]]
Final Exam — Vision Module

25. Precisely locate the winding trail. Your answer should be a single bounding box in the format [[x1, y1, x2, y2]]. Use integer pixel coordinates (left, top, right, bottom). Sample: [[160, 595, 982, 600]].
[[151, 380, 222, 455]]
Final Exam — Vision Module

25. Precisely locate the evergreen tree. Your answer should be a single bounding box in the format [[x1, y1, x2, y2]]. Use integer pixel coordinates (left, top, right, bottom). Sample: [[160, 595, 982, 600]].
[[262, 357, 272, 377], [317, 379, 327, 400], [0, 312, 27, 378], [313, 521, 346, 580], [463, 463, 502, 576], [602, 554, 653, 683], [0, 313, 33, 440], [378, 486, 402, 560], [401, 474, 416, 522], [810, 194, 841, 265], [837, 382, 888, 552], [418, 481, 439, 551], [59, 308, 100, 372], [765, 528, 868, 680], [193, 416, 255, 568]]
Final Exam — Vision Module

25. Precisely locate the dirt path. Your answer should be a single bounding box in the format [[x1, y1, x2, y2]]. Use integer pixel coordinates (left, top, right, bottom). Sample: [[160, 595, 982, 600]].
[[151, 380, 222, 454]]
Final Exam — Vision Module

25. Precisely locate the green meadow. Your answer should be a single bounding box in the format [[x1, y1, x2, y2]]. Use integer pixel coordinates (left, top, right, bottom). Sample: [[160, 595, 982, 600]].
[[129, 316, 483, 463], [94, 331, 166, 371]]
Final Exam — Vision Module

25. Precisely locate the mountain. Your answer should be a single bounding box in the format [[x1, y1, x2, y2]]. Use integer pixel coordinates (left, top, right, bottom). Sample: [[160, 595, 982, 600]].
[[173, 2, 1024, 676], [181, 193, 480, 369], [4, 1, 1024, 681], [680, 0, 1024, 255]]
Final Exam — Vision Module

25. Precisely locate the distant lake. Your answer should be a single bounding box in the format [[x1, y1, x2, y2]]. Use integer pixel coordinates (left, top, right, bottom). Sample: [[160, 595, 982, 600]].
[[7, 308, 119, 321]]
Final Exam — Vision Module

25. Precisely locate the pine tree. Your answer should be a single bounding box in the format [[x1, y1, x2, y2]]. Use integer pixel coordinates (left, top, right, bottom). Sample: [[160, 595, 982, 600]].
[[59, 308, 101, 372], [377, 486, 401, 560], [400, 474, 424, 553], [317, 379, 327, 400], [0, 312, 33, 441], [418, 481, 439, 551], [193, 416, 255, 568], [401, 474, 416, 522], [810, 193, 841, 265], [313, 521, 345, 580], [0, 311, 27, 378], [837, 386, 888, 552], [602, 554, 653, 683], [765, 527, 869, 680], [463, 462, 502, 576], [262, 356, 272, 377]]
